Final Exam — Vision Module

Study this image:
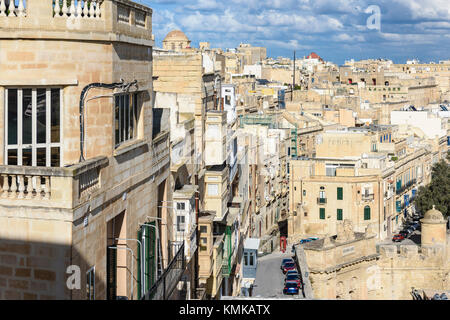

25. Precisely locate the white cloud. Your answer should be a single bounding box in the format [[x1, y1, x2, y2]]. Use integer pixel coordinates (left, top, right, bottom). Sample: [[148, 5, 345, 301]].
[[147, 0, 450, 63]]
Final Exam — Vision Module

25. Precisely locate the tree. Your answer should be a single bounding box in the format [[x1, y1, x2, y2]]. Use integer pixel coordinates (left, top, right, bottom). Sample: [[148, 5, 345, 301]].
[[413, 160, 450, 217]]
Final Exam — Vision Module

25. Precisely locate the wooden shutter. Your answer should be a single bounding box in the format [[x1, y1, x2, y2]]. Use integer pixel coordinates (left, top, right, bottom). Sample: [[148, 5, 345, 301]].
[[337, 209, 343, 220], [106, 246, 117, 300], [137, 228, 142, 300], [337, 187, 343, 200], [320, 208, 325, 220]]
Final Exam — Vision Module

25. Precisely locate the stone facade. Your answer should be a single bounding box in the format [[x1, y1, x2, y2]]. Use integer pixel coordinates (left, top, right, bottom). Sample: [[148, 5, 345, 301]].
[[0, 0, 172, 300]]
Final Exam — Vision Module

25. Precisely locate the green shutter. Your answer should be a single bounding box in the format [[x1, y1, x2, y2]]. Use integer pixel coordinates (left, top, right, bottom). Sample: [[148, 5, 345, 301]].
[[364, 206, 371, 220], [337, 209, 343, 220], [320, 208, 325, 220], [337, 187, 343, 200], [146, 222, 156, 289], [396, 200, 401, 213], [137, 228, 142, 300], [145, 225, 151, 291]]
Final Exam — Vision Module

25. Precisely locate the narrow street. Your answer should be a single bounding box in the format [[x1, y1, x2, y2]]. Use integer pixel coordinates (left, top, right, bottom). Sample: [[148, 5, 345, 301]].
[[252, 246, 305, 299]]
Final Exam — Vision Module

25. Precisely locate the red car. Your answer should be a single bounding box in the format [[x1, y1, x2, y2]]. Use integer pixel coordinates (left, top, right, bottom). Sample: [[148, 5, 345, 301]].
[[392, 234, 405, 242], [282, 262, 296, 274], [285, 273, 302, 288]]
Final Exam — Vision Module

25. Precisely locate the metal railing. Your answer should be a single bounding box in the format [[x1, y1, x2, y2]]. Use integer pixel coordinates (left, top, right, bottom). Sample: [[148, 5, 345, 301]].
[[362, 193, 374, 201], [142, 242, 185, 300]]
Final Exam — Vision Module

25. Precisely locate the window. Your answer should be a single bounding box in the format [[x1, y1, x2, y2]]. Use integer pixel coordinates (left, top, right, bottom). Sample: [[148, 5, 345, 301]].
[[320, 208, 325, 220], [176, 215, 185, 232], [200, 237, 207, 251], [225, 95, 231, 106], [326, 165, 337, 176], [303, 190, 306, 196], [200, 226, 207, 234], [176, 202, 185, 210], [372, 143, 377, 152], [249, 253, 254, 266], [319, 190, 326, 199], [114, 93, 138, 148], [244, 252, 248, 265], [207, 184, 219, 196], [337, 187, 343, 200], [86, 266, 95, 300], [364, 206, 371, 220], [5, 88, 62, 167], [337, 209, 343, 221]]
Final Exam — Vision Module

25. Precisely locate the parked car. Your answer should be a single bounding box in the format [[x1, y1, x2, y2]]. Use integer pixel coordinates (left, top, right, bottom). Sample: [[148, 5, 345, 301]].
[[402, 227, 413, 234], [280, 258, 294, 270], [286, 270, 299, 277], [283, 281, 300, 295], [392, 234, 405, 242], [399, 230, 409, 238], [282, 262, 297, 274], [285, 273, 302, 287]]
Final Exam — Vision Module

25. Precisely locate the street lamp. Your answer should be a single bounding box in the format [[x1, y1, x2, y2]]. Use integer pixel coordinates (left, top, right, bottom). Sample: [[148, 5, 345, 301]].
[[115, 238, 144, 299]]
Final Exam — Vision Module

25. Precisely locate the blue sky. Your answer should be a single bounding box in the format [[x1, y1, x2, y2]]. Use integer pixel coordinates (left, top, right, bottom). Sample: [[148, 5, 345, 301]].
[[139, 0, 450, 65]]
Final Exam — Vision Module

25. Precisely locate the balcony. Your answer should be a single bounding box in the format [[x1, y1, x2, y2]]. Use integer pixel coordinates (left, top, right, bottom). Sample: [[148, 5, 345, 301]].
[[395, 179, 417, 195], [317, 197, 327, 205], [0, 156, 108, 208], [204, 111, 227, 166], [362, 193, 374, 201], [143, 242, 185, 300], [0, 0, 153, 45]]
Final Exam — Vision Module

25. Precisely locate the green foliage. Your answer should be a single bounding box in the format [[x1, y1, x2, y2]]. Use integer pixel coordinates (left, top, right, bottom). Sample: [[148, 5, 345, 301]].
[[294, 85, 301, 90], [413, 160, 450, 217]]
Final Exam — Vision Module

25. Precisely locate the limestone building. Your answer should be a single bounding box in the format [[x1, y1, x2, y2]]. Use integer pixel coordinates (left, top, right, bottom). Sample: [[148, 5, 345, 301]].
[[0, 0, 174, 300], [288, 126, 432, 241], [303, 207, 449, 300]]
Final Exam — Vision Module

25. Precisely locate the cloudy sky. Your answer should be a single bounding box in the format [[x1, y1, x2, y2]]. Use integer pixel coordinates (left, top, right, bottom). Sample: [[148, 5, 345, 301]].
[[140, 0, 450, 64]]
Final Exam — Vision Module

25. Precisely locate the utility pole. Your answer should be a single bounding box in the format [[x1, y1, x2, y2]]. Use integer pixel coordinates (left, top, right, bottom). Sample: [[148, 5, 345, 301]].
[[292, 50, 296, 101]]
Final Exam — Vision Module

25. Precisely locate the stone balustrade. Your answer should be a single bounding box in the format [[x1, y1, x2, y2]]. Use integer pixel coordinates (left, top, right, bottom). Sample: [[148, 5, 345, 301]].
[[78, 166, 100, 198], [0, 0, 26, 17], [0, 156, 108, 204], [1, 172, 50, 200], [0, 1, 153, 45], [53, 0, 102, 19]]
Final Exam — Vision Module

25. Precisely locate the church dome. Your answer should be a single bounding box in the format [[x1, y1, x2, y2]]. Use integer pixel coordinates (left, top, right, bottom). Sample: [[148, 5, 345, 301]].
[[163, 30, 189, 42]]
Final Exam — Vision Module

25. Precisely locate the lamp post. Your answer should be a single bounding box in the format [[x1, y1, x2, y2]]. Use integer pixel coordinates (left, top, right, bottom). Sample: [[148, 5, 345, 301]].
[[115, 238, 144, 299]]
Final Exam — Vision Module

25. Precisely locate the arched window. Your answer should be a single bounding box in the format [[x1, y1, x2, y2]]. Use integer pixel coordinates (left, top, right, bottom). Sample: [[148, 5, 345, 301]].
[[364, 206, 371, 220]]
